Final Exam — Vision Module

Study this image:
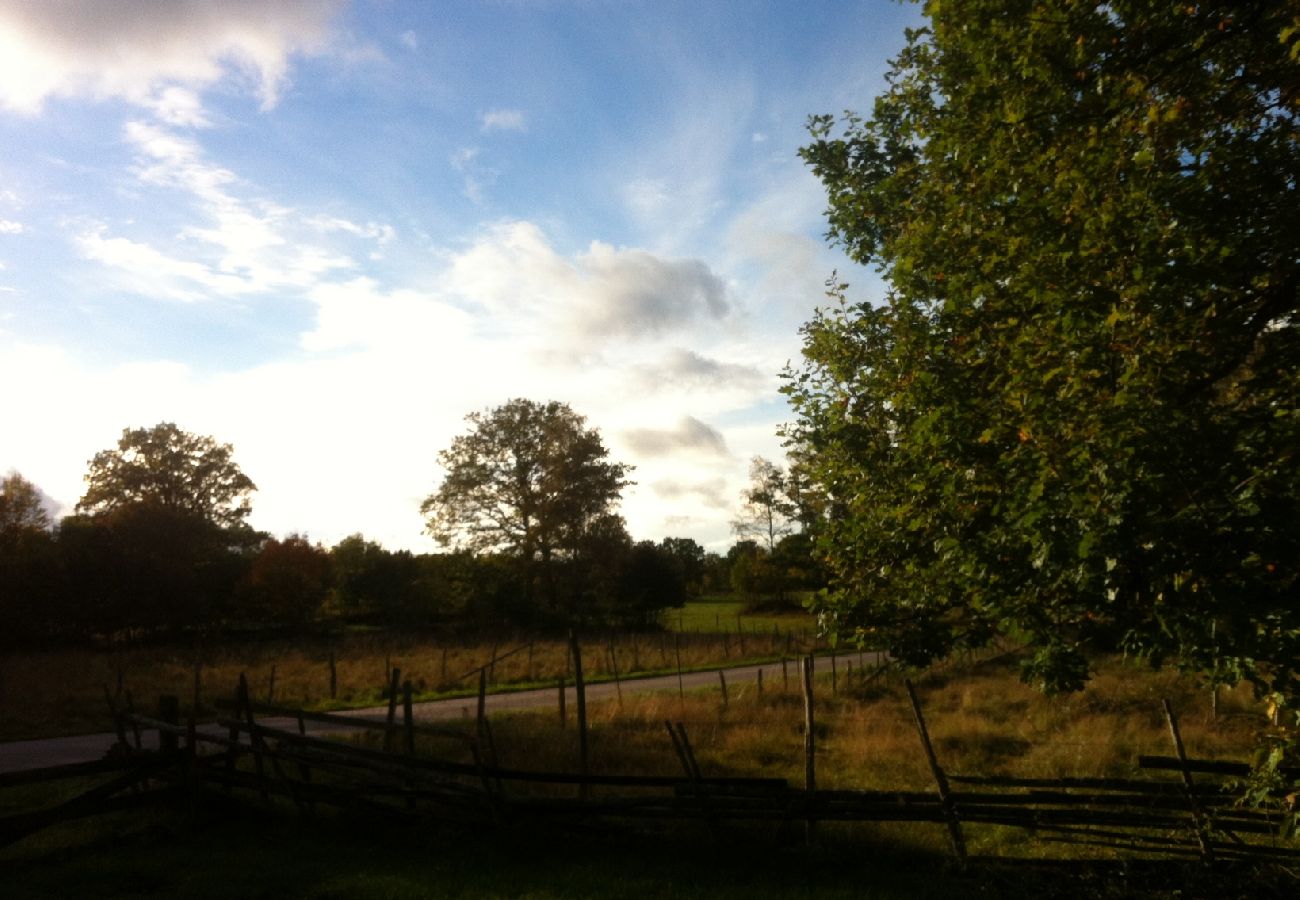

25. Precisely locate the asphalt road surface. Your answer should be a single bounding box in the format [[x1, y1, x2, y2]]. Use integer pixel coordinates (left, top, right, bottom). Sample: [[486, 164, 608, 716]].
[[0, 651, 886, 773]]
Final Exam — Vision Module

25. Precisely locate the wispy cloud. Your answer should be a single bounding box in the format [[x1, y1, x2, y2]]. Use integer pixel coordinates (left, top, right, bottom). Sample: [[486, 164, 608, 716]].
[[481, 108, 526, 133], [0, 218, 22, 234]]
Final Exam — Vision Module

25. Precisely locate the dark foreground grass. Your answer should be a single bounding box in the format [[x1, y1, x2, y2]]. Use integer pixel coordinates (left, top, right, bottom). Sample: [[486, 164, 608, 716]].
[[2, 797, 1296, 900]]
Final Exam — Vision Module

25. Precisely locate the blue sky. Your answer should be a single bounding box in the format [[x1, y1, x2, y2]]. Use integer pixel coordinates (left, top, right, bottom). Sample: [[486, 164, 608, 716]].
[[0, 0, 917, 552]]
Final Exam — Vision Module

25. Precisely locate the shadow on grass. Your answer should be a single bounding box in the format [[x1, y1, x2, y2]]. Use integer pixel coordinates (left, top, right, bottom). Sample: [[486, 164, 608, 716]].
[[2, 795, 1295, 900]]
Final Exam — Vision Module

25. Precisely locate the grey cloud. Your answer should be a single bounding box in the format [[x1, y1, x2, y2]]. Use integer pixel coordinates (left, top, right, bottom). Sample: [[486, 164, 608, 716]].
[[622, 417, 728, 458], [632, 349, 766, 392], [577, 248, 729, 338], [0, 0, 342, 114], [652, 478, 729, 509]]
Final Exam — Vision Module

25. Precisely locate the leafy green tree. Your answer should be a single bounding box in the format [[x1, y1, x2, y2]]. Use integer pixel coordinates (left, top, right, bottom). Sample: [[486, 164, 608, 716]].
[[659, 536, 706, 596], [788, 1, 1300, 698], [731, 457, 797, 552], [70, 424, 260, 635], [0, 473, 59, 646], [78, 422, 256, 528], [238, 535, 333, 628], [0, 472, 52, 535], [421, 399, 633, 619]]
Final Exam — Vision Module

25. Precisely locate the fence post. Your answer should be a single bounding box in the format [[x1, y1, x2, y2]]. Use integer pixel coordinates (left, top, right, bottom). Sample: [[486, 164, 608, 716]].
[[402, 679, 415, 755], [801, 655, 816, 846], [1163, 699, 1216, 863], [558, 676, 567, 728], [328, 649, 337, 700], [569, 631, 589, 797], [905, 679, 967, 868], [718, 670, 729, 709], [158, 694, 179, 756], [384, 667, 402, 753], [674, 633, 684, 700]]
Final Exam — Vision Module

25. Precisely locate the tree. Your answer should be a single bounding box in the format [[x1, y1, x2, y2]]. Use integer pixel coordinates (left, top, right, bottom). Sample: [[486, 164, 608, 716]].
[[731, 457, 796, 552], [78, 422, 256, 528], [788, 2, 1300, 698], [70, 424, 259, 635], [659, 536, 707, 596], [0, 472, 52, 536], [238, 535, 333, 628], [421, 399, 633, 618], [0, 473, 59, 645]]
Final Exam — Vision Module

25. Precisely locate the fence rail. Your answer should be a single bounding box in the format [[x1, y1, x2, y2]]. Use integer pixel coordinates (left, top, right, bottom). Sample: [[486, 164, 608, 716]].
[[3, 667, 1297, 866]]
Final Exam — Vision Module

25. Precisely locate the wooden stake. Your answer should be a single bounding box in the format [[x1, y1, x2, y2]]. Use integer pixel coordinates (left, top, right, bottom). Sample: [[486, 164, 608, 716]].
[[569, 631, 589, 797], [718, 670, 729, 709], [801, 656, 816, 847], [801, 656, 815, 791], [558, 676, 567, 728], [402, 679, 415, 755], [757, 667, 764, 696], [267, 663, 276, 705], [476, 668, 487, 742], [384, 667, 401, 753], [157, 695, 179, 756], [782, 656, 789, 691], [1163, 699, 1215, 863], [905, 679, 967, 867], [831, 653, 837, 696], [609, 641, 623, 706], [328, 649, 337, 700], [674, 633, 684, 700]]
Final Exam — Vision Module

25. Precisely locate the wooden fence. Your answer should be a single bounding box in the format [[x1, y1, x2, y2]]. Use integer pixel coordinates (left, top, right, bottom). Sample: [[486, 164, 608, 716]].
[[3, 667, 1297, 867]]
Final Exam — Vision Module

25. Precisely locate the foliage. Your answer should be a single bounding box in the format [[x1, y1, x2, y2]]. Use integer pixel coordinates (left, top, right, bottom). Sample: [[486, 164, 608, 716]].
[[659, 536, 707, 596], [0, 473, 59, 646], [421, 399, 633, 621], [730, 456, 796, 551], [787, 1, 1300, 698], [422, 400, 631, 559], [238, 534, 333, 627], [0, 471, 52, 535], [77, 422, 256, 529]]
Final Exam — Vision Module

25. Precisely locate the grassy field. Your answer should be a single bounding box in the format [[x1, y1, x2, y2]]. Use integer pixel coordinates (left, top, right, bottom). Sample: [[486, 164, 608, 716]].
[[668, 593, 816, 635], [2, 652, 1292, 898], [0, 617, 823, 741]]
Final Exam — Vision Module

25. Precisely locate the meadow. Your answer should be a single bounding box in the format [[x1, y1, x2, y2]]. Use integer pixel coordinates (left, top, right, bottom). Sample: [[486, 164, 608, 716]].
[[0, 596, 819, 742], [2, 650, 1290, 899]]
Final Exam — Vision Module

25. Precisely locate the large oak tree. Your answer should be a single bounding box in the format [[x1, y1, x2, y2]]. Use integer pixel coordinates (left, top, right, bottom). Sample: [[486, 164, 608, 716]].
[[787, 1, 1300, 700], [422, 399, 632, 618]]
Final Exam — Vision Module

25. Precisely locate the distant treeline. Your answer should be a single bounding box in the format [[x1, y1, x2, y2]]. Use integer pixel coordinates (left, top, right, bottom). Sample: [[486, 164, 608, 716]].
[[0, 505, 821, 648]]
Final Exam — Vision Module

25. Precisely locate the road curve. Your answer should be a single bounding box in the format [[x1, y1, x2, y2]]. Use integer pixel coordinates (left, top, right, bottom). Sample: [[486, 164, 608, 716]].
[[0, 651, 885, 773]]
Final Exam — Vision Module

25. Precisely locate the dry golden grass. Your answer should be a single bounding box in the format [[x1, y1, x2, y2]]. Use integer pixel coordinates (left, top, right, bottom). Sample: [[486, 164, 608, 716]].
[[0, 629, 816, 741], [439, 653, 1274, 858]]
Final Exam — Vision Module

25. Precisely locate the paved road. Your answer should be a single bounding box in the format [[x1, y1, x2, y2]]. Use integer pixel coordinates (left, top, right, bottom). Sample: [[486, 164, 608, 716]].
[[0, 652, 886, 773]]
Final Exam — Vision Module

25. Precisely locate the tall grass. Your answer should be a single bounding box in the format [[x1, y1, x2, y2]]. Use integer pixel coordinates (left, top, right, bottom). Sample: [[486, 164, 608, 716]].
[[0, 626, 822, 741]]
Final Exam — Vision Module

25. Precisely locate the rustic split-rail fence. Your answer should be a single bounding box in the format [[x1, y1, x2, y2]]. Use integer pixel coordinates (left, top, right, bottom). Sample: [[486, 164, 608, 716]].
[[3, 645, 1297, 868]]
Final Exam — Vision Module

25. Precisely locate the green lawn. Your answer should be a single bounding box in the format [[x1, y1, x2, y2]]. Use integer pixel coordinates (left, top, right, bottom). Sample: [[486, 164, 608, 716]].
[[666, 595, 817, 636]]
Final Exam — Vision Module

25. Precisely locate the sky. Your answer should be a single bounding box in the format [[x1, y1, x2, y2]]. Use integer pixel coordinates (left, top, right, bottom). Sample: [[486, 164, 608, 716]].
[[0, 0, 917, 553]]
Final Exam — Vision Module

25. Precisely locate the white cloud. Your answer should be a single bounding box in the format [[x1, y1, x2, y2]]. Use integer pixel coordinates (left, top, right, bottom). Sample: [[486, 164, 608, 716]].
[[76, 120, 360, 300], [446, 221, 730, 341], [399, 30, 418, 51], [622, 417, 729, 458], [0, 218, 21, 234], [0, 0, 342, 116], [481, 108, 526, 133]]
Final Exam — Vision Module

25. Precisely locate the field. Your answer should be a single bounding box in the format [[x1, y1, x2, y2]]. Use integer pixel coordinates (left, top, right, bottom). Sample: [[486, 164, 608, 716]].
[[3, 650, 1294, 898], [0, 597, 820, 742]]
